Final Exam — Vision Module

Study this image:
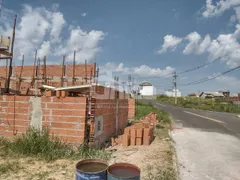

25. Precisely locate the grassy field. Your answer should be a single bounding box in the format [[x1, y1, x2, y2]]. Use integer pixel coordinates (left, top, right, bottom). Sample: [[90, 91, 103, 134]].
[[157, 95, 240, 113]]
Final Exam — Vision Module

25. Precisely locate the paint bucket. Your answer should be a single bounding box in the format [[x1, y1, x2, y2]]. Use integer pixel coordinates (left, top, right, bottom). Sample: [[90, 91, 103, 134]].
[[76, 159, 108, 180], [107, 163, 140, 180]]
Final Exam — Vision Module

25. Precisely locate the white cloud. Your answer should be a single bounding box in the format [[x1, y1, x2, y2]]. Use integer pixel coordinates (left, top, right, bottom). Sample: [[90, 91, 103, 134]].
[[202, 0, 240, 18], [0, 5, 104, 63], [183, 32, 201, 54], [55, 27, 105, 62], [100, 63, 175, 77], [50, 12, 66, 42], [81, 12, 87, 17], [157, 35, 182, 54], [38, 41, 51, 59], [183, 32, 211, 55]]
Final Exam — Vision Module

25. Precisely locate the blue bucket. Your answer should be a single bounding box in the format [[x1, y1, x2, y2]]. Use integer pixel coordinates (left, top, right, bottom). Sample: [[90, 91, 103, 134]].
[[76, 159, 108, 180]]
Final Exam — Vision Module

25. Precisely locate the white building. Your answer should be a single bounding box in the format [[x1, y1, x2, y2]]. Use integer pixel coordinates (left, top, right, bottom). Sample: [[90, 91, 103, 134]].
[[139, 82, 156, 96], [165, 89, 182, 97]]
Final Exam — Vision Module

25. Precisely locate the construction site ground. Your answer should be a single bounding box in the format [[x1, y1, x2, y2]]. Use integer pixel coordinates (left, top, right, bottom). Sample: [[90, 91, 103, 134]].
[[0, 129, 176, 180]]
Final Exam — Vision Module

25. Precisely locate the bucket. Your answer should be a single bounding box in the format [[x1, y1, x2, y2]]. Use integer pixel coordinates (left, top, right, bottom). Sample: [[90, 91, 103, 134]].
[[76, 159, 108, 180], [107, 163, 140, 180]]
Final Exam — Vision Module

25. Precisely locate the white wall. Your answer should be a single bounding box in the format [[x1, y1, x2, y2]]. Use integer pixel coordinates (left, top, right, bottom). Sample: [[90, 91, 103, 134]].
[[165, 90, 182, 97], [140, 86, 154, 96]]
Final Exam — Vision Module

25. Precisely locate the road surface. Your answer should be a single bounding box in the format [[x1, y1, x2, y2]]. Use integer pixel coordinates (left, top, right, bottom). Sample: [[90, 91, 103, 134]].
[[142, 99, 240, 180]]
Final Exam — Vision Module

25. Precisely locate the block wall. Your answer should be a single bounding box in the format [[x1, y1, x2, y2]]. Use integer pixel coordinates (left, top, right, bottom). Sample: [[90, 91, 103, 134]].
[[41, 96, 87, 143], [94, 98, 129, 145], [0, 95, 87, 143]]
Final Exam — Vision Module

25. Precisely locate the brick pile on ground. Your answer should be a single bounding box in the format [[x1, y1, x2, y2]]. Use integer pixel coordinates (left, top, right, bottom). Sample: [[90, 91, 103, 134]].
[[111, 112, 158, 147]]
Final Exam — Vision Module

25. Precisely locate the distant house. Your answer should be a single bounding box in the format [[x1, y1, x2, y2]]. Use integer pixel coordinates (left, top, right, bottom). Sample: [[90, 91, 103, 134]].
[[218, 90, 230, 97], [165, 89, 182, 97], [199, 92, 224, 99], [139, 82, 155, 96]]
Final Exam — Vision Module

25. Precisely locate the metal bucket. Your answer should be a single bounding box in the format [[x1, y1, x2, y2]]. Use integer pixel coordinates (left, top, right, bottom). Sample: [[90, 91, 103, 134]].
[[107, 163, 140, 180], [76, 159, 108, 180]]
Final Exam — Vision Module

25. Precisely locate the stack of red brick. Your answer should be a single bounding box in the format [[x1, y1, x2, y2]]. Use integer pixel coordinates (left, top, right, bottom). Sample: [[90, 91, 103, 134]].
[[111, 112, 158, 147]]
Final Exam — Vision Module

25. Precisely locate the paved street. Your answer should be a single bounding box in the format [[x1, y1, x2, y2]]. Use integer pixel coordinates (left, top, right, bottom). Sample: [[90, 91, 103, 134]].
[[142, 99, 240, 180]]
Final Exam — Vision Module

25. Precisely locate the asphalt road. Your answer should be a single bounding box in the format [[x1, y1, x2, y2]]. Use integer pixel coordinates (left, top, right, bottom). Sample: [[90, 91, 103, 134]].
[[142, 99, 240, 137], [141, 99, 240, 180]]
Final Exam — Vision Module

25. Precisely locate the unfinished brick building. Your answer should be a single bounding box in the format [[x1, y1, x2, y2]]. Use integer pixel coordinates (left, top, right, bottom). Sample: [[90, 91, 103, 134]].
[[0, 63, 96, 95], [0, 85, 132, 147]]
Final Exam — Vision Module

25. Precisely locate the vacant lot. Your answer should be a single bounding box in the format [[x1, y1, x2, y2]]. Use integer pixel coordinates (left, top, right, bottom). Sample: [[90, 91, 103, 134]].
[[0, 102, 176, 180]]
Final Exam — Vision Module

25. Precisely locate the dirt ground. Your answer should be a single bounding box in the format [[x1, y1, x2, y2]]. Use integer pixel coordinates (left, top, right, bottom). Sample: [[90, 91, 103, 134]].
[[0, 130, 176, 180]]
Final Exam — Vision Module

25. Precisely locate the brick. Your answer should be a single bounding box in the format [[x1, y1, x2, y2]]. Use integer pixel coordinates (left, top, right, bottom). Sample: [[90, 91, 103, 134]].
[[49, 129, 85, 137], [124, 127, 131, 135], [47, 103, 86, 109], [136, 137, 142, 145], [51, 109, 86, 116], [143, 135, 150, 145], [130, 137, 136, 146], [4, 120, 29, 127], [51, 122, 84, 129], [58, 136, 84, 143], [136, 128, 143, 138], [6, 108, 29, 114], [130, 128, 136, 138], [0, 102, 29, 108], [61, 91, 67, 98], [56, 91, 61, 98], [0, 113, 30, 120], [45, 90, 53, 97], [134, 122, 143, 129], [122, 134, 129, 147], [62, 97, 86, 103], [144, 128, 152, 136], [41, 97, 52, 102]]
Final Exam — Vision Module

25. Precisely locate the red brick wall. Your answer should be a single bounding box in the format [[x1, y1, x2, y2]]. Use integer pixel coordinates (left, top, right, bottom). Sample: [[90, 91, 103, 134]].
[[0, 95, 31, 137], [128, 98, 135, 119], [94, 98, 129, 145], [0, 66, 8, 78], [118, 99, 129, 129], [41, 96, 87, 143], [66, 64, 96, 77], [0, 95, 87, 143]]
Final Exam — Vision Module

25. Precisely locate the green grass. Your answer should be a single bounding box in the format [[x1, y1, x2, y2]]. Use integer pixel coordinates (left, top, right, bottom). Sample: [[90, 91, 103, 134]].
[[0, 128, 110, 161], [135, 100, 170, 125], [157, 95, 240, 113]]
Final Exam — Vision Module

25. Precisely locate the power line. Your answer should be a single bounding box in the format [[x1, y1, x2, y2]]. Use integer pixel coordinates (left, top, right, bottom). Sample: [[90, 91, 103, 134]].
[[180, 65, 240, 86], [177, 58, 219, 75], [177, 50, 240, 75]]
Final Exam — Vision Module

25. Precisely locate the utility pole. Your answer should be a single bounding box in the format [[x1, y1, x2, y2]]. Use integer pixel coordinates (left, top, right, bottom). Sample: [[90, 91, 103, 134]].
[[173, 71, 178, 105], [72, 50, 76, 86], [6, 15, 17, 93]]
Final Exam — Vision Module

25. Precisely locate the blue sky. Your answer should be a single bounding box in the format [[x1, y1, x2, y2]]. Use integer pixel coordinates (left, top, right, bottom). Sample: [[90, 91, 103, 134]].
[[1, 0, 240, 95]]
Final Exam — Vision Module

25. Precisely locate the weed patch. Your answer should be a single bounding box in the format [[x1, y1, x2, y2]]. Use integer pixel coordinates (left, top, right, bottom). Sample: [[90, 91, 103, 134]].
[[0, 128, 110, 161]]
